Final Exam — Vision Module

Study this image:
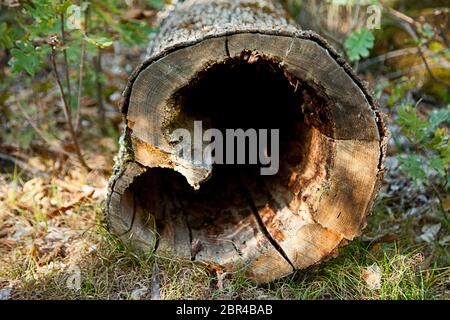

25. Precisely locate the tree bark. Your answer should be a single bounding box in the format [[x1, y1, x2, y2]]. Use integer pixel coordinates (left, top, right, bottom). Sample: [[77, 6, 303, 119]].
[[106, 0, 387, 283]]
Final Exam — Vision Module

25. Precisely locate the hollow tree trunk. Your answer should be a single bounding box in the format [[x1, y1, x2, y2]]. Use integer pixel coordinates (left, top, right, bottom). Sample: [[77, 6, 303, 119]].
[[106, 0, 387, 283]]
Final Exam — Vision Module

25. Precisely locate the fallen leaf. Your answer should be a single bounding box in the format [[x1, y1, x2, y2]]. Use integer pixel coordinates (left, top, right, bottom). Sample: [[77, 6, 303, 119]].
[[46, 190, 94, 218]]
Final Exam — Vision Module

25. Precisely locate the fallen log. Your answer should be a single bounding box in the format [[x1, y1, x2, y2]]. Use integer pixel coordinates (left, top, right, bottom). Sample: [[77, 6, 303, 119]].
[[106, 0, 387, 283]]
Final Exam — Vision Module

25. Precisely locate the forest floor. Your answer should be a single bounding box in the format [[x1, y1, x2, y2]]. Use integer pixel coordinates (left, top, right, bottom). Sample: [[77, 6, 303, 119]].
[[0, 59, 448, 301], [0, 3, 449, 300], [0, 143, 448, 300]]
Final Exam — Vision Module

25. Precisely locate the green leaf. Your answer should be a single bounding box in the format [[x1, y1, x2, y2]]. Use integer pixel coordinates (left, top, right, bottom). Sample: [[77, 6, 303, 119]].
[[428, 155, 447, 176], [8, 42, 44, 76], [429, 108, 450, 131], [430, 128, 450, 161], [396, 103, 428, 142], [344, 28, 375, 62], [85, 35, 113, 48], [398, 155, 426, 183], [147, 0, 165, 10]]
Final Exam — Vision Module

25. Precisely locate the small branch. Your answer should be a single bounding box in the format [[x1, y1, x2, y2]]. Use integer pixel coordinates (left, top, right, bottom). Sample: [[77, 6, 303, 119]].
[[359, 47, 419, 69], [438, 12, 450, 48], [417, 46, 450, 89], [380, 2, 450, 89], [95, 50, 106, 127], [51, 48, 71, 126], [384, 62, 449, 80], [75, 6, 89, 132], [402, 24, 450, 89], [60, 3, 72, 117], [51, 47, 91, 171], [75, 40, 86, 132], [378, 0, 420, 28], [403, 23, 450, 90]]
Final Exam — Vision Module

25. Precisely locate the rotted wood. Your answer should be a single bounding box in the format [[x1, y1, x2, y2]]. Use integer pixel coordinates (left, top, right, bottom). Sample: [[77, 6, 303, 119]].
[[106, 0, 387, 283]]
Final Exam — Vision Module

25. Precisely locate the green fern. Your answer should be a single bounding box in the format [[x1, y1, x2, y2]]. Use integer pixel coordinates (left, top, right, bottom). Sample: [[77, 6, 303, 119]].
[[344, 28, 375, 62]]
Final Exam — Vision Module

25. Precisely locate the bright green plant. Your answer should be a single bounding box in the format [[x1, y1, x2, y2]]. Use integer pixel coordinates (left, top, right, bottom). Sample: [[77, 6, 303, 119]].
[[345, 28, 375, 62], [0, 0, 162, 169]]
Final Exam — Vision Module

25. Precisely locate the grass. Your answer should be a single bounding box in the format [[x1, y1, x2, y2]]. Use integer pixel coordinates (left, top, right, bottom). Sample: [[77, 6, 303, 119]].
[[1, 185, 448, 300], [0, 130, 448, 300]]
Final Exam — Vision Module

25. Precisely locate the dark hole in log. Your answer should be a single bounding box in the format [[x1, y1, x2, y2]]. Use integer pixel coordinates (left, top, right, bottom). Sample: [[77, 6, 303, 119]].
[[122, 55, 334, 264], [167, 56, 305, 159]]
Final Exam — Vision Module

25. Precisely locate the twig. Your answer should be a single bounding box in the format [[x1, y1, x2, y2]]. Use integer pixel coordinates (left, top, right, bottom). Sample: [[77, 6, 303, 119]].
[[50, 47, 91, 171], [378, 0, 420, 28], [95, 50, 106, 130], [75, 6, 89, 132], [380, 1, 450, 89], [403, 22, 450, 90], [75, 40, 86, 132], [46, 189, 94, 218], [384, 62, 450, 80], [359, 47, 419, 69], [437, 11, 450, 48], [60, 0, 72, 113], [417, 47, 450, 89]]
